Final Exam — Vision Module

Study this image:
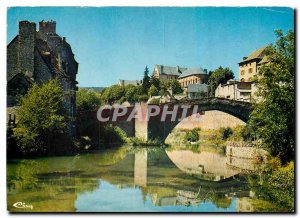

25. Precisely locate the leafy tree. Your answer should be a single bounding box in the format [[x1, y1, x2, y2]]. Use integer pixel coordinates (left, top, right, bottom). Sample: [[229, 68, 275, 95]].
[[13, 79, 68, 156], [219, 127, 233, 140], [148, 84, 159, 97], [101, 85, 125, 104], [110, 85, 125, 102], [167, 79, 183, 94], [148, 98, 160, 104], [125, 85, 144, 103], [249, 30, 295, 163], [185, 129, 200, 142], [151, 74, 160, 90], [208, 67, 234, 96], [76, 88, 102, 111], [124, 84, 136, 103], [138, 94, 149, 102], [142, 66, 150, 93], [100, 87, 111, 104]]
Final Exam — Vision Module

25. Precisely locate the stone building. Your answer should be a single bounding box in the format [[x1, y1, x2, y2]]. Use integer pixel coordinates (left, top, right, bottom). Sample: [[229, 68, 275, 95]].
[[214, 80, 257, 102], [178, 68, 208, 88], [118, 79, 142, 86], [7, 20, 78, 135], [153, 64, 187, 83], [238, 46, 268, 82], [215, 46, 269, 102]]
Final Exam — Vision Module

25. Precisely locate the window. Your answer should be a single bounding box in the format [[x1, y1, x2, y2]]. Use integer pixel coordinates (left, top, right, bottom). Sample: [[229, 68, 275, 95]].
[[241, 78, 245, 82], [248, 68, 253, 74], [241, 70, 245, 75]]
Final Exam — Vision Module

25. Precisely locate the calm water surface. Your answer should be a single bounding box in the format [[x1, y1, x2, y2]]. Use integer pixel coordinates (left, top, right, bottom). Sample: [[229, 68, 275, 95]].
[[7, 146, 283, 212]]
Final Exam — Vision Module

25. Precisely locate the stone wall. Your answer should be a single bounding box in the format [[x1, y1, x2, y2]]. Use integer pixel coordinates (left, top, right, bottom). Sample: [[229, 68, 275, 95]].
[[34, 50, 53, 85], [7, 37, 19, 81], [239, 60, 258, 82], [178, 74, 208, 88], [226, 144, 268, 160]]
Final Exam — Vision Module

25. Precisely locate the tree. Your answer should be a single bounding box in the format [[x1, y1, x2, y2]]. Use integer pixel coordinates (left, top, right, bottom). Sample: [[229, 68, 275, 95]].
[[167, 79, 183, 94], [138, 94, 149, 102], [125, 85, 144, 103], [208, 67, 234, 96], [249, 30, 294, 163], [142, 66, 150, 93], [148, 84, 158, 97], [76, 88, 102, 111], [13, 79, 68, 156], [101, 85, 125, 104], [151, 74, 160, 90], [124, 84, 136, 103]]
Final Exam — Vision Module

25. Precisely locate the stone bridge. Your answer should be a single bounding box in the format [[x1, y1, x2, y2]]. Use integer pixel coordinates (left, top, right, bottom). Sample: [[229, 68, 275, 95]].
[[146, 97, 252, 142], [77, 97, 252, 143]]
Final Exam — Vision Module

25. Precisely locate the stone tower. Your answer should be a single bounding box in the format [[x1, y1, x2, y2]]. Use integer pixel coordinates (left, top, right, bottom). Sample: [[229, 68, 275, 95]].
[[38, 20, 56, 40], [18, 21, 36, 78]]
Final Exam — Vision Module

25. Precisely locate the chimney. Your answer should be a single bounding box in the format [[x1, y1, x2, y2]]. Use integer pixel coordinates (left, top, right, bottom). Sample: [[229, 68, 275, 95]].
[[203, 69, 207, 74], [160, 65, 164, 74], [18, 21, 36, 78], [39, 20, 56, 35], [176, 66, 180, 72]]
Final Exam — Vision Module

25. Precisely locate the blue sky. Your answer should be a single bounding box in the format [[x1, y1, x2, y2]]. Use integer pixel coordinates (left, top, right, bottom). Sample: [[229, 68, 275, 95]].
[[7, 7, 294, 87]]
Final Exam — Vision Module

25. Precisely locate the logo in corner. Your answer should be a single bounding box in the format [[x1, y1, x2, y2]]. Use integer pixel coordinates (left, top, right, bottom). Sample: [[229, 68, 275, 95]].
[[13, 202, 33, 210]]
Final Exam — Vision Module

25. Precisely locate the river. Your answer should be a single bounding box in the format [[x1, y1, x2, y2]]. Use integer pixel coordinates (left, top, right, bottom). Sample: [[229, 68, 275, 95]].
[[7, 145, 287, 212]]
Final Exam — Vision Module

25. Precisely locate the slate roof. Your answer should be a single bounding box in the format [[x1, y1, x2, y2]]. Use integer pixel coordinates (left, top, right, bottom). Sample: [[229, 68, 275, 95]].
[[155, 65, 187, 76], [239, 46, 268, 64], [187, 84, 208, 93], [178, 68, 207, 79]]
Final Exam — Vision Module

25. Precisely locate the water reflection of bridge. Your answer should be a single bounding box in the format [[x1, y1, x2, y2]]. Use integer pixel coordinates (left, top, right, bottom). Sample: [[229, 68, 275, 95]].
[[101, 148, 255, 208]]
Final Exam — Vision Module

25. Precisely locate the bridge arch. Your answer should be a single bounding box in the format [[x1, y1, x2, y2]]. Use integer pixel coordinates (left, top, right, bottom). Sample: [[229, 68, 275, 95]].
[[147, 97, 252, 142]]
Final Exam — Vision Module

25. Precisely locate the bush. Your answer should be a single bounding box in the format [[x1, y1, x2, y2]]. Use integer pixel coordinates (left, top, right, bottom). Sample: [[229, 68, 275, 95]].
[[138, 94, 149, 102], [219, 127, 233, 140], [251, 162, 294, 211], [166, 79, 183, 94], [230, 125, 252, 141], [148, 84, 159, 97], [76, 88, 102, 111], [73, 136, 92, 151], [149, 98, 160, 104], [125, 85, 144, 103], [13, 79, 69, 156], [100, 125, 129, 147], [184, 128, 200, 142]]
